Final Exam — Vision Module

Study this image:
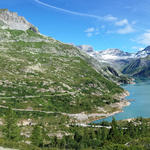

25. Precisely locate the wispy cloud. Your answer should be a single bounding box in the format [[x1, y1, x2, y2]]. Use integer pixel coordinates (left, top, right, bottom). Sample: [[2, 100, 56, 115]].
[[86, 33, 93, 37], [116, 24, 135, 34], [84, 27, 99, 37], [107, 19, 136, 34], [85, 28, 95, 33], [35, 0, 136, 35], [104, 15, 118, 21], [115, 19, 128, 26], [34, 0, 103, 20], [34, 0, 120, 22]]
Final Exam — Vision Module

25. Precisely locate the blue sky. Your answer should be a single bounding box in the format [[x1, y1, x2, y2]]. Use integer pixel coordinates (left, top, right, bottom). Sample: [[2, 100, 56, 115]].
[[1, 0, 150, 52]]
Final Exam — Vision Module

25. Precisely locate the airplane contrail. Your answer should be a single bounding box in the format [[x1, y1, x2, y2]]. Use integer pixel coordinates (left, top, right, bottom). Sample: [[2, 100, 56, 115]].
[[34, 0, 103, 20]]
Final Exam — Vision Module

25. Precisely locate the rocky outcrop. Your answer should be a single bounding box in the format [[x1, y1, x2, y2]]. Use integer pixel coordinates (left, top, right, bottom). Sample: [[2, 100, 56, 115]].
[[0, 9, 38, 32]]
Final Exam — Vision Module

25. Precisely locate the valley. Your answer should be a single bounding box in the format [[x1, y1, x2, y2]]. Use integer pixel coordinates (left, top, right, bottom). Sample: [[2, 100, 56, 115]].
[[0, 8, 149, 150]]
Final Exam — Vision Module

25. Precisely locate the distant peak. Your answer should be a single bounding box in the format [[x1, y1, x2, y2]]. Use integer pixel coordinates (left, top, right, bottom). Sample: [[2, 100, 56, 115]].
[[104, 48, 122, 53], [0, 9, 38, 32], [77, 45, 94, 53], [99, 48, 130, 56], [143, 46, 150, 51]]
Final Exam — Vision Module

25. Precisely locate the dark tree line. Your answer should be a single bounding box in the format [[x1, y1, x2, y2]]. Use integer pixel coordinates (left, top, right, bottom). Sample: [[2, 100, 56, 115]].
[[2, 109, 150, 150]]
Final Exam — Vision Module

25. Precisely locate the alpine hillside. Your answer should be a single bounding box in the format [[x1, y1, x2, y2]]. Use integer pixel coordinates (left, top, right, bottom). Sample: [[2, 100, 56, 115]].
[[0, 9, 126, 118], [0, 8, 148, 150]]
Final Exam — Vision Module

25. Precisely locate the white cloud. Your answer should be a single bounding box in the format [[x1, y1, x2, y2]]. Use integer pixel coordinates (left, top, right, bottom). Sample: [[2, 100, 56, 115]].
[[114, 19, 135, 34], [106, 18, 135, 34], [35, 0, 136, 35], [137, 31, 150, 45], [104, 15, 118, 21], [85, 28, 95, 33], [34, 0, 119, 23], [87, 33, 93, 37], [35, 0, 103, 20], [84, 27, 95, 37], [115, 19, 128, 26], [84, 27, 100, 37], [117, 24, 135, 34]]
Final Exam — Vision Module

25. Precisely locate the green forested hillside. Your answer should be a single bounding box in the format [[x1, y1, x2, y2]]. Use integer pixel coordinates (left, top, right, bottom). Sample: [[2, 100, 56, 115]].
[[1, 111, 150, 150], [0, 28, 124, 113]]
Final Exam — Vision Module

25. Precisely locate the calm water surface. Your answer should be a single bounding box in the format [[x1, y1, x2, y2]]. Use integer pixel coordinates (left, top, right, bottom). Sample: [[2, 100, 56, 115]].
[[94, 79, 150, 123]]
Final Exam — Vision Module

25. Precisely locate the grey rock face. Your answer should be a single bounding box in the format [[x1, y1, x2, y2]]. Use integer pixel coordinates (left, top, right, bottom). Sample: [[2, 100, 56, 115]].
[[0, 9, 38, 32], [77, 45, 94, 53]]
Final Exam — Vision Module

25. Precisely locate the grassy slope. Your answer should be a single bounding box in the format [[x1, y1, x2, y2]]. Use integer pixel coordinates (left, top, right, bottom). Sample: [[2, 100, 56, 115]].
[[0, 28, 126, 149], [0, 29, 124, 114]]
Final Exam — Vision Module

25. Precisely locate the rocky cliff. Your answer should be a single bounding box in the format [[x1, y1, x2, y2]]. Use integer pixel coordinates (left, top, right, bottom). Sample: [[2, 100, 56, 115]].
[[0, 9, 38, 32]]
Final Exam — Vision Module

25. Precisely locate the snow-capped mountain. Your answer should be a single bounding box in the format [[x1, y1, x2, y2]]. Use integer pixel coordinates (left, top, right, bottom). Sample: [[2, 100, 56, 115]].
[[136, 46, 150, 58], [77, 46, 135, 62], [77, 45, 150, 71], [78, 45, 150, 61], [98, 48, 135, 60], [77, 45, 96, 56], [122, 46, 150, 77]]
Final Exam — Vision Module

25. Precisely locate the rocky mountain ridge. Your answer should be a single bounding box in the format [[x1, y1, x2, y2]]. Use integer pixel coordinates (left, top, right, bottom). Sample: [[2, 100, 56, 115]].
[[77, 45, 150, 61], [0, 9, 38, 32], [78, 45, 150, 76]]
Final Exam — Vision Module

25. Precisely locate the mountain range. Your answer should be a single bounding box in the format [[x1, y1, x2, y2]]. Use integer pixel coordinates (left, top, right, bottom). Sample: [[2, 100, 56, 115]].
[[78, 45, 150, 77]]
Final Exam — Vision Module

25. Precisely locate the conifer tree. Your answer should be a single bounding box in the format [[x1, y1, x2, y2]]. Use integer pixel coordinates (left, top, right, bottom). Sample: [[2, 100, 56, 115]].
[[3, 107, 20, 141], [31, 125, 43, 147]]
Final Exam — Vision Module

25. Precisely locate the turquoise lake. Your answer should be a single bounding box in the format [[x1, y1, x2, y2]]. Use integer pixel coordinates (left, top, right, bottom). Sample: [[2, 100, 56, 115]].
[[94, 79, 150, 123]]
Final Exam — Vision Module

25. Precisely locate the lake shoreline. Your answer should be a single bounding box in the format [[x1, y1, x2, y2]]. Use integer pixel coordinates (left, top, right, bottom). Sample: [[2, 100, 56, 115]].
[[68, 90, 131, 124]]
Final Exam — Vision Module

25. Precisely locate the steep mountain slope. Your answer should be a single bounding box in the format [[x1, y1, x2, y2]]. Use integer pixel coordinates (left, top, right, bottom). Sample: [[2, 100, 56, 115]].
[[123, 55, 150, 77], [0, 9, 125, 115], [122, 46, 150, 77]]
